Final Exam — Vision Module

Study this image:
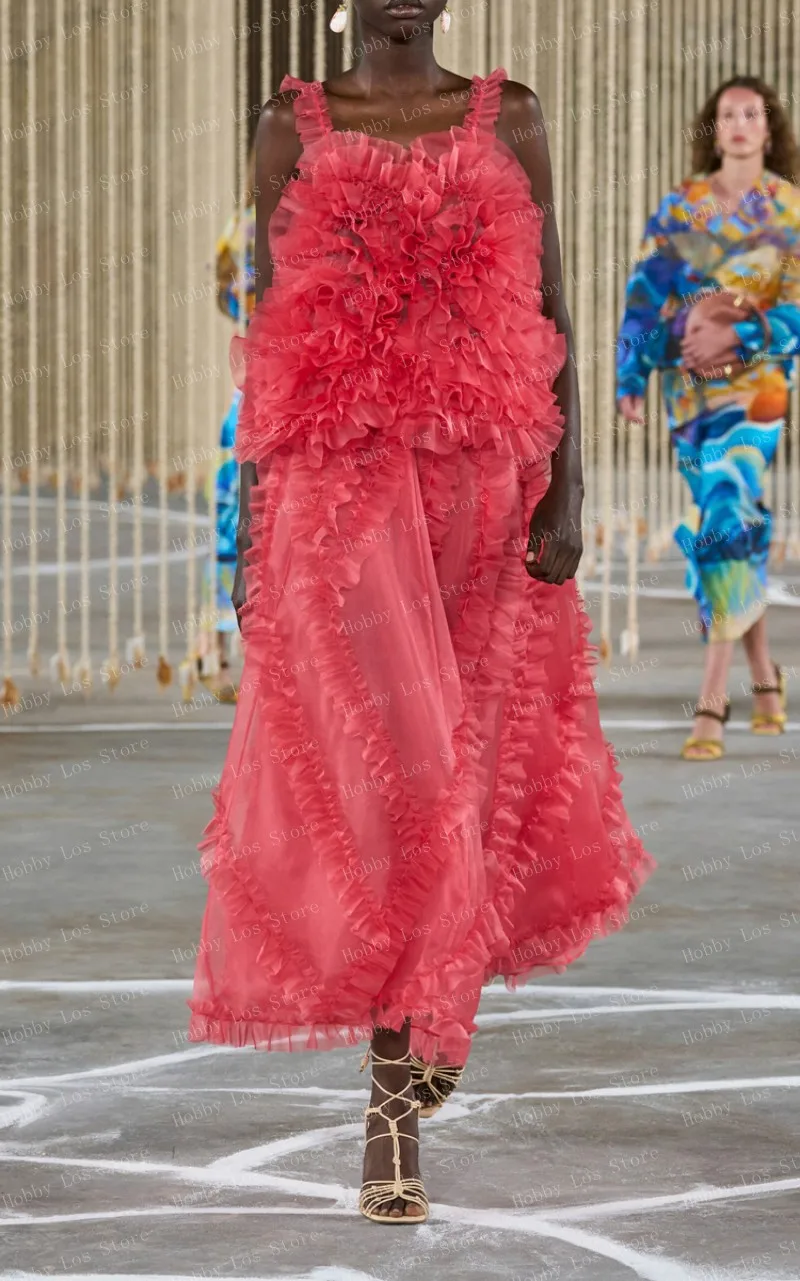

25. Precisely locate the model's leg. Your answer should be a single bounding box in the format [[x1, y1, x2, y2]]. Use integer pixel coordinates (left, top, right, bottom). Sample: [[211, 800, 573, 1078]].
[[361, 1020, 425, 1220], [742, 613, 784, 724], [686, 639, 734, 756], [674, 409, 780, 758]]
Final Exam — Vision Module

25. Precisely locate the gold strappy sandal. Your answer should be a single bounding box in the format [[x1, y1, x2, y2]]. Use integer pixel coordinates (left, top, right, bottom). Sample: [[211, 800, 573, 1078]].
[[409, 1055, 464, 1118], [681, 697, 731, 761], [751, 662, 787, 735], [359, 1049, 429, 1225]]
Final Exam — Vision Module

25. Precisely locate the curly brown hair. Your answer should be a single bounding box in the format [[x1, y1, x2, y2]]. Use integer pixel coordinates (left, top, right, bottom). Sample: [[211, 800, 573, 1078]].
[[690, 76, 799, 182]]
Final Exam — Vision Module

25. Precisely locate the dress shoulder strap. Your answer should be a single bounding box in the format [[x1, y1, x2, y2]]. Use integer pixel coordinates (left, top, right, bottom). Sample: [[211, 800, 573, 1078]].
[[279, 74, 332, 147], [465, 67, 508, 135]]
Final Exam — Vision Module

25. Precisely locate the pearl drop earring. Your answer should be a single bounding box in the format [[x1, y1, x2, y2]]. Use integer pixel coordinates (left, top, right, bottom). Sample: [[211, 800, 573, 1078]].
[[330, 2, 348, 33], [441, 4, 452, 33]]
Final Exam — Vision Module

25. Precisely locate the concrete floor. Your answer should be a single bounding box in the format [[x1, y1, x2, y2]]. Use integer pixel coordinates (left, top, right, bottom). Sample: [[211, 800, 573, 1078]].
[[2, 499, 800, 1280]]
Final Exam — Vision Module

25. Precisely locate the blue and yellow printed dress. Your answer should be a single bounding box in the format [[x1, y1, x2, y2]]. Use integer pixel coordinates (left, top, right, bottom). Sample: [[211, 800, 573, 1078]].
[[205, 202, 256, 633], [616, 170, 800, 641]]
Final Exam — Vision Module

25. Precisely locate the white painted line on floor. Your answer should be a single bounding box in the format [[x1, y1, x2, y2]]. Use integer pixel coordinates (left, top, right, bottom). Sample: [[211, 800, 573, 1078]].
[[0, 722, 235, 733], [442, 1210, 709, 1281], [123, 1072, 800, 1104], [0, 1151, 346, 1203], [546, 1172, 800, 1223], [0, 1045, 228, 1089], [2, 1273, 378, 1281], [0, 978, 760, 1002], [0, 1204, 350, 1227], [476, 996, 800, 1027], [6, 546, 210, 577], [581, 579, 800, 607], [1, 981, 795, 1019], [0, 979, 190, 993], [0, 1198, 739, 1281], [508, 983, 744, 1000], [0, 1272, 386, 1281], [9, 495, 211, 521], [0, 1198, 721, 1281], [466, 1073, 800, 1102], [208, 1125, 361, 1172], [3, 1136, 797, 1279], [2, 716, 798, 734], [0, 1091, 47, 1129]]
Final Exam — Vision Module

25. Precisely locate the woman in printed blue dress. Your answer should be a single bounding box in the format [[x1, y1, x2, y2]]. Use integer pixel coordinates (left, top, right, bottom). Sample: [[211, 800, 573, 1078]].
[[616, 76, 800, 759]]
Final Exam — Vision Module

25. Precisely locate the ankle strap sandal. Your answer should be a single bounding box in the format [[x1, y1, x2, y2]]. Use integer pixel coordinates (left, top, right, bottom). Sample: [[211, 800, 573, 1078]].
[[751, 662, 787, 735], [410, 1055, 464, 1118], [681, 696, 730, 761], [359, 1049, 429, 1225]]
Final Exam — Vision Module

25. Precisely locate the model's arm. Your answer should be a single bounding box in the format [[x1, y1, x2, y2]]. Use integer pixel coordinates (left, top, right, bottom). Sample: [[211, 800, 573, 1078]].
[[613, 197, 688, 425], [501, 82, 582, 585], [734, 243, 800, 360], [231, 93, 302, 624]]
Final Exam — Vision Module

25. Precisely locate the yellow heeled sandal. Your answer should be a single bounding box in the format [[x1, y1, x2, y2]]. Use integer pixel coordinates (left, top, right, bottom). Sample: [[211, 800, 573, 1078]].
[[751, 662, 787, 735], [359, 1050, 429, 1225], [409, 1055, 464, 1118], [681, 697, 731, 761]]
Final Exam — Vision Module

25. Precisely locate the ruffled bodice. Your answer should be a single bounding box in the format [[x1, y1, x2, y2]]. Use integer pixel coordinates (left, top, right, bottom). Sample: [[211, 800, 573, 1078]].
[[235, 68, 567, 467]]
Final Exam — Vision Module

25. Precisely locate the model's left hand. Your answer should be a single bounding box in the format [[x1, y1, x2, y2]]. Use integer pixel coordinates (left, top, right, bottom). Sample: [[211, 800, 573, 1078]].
[[229, 335, 247, 389], [680, 321, 739, 372], [526, 482, 584, 585]]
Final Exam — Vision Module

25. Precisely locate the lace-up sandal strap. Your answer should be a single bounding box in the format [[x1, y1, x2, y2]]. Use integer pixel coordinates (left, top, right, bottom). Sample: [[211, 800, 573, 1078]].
[[751, 662, 786, 699], [359, 1050, 428, 1224], [692, 697, 731, 725], [410, 1054, 464, 1115], [359, 1177, 429, 1222], [752, 663, 787, 733]]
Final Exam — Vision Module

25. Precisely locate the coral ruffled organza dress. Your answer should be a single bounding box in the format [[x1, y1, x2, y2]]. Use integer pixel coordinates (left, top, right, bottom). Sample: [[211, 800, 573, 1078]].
[[188, 68, 655, 1066]]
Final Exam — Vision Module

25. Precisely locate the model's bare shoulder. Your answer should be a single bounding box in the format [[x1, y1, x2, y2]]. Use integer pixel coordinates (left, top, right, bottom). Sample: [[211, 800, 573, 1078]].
[[256, 90, 303, 156], [496, 79, 548, 136]]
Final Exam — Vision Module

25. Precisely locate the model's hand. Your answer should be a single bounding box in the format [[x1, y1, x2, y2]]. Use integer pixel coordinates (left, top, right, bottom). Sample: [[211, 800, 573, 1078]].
[[526, 482, 583, 585], [231, 557, 247, 631], [681, 322, 739, 372], [229, 335, 246, 389], [617, 394, 645, 423]]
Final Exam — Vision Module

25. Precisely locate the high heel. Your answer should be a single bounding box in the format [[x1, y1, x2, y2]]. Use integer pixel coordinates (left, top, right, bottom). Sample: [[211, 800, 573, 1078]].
[[409, 1055, 464, 1118], [681, 696, 731, 761], [751, 662, 787, 735], [359, 1049, 429, 1225]]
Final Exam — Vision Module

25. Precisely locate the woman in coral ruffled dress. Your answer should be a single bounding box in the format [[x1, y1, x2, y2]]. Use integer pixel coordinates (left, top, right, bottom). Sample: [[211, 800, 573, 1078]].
[[189, 0, 654, 1225]]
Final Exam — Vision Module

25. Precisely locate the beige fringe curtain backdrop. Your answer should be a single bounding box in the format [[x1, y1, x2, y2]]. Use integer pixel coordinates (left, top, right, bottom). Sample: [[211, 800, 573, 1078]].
[[1, 0, 799, 704]]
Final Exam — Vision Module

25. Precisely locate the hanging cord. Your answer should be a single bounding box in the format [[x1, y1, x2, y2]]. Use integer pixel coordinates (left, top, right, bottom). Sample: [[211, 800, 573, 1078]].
[[103, 4, 121, 691], [789, 388, 800, 559], [72, 0, 92, 692], [599, 16, 617, 665], [232, 20, 249, 669], [0, 0, 16, 708], [155, 0, 171, 688], [619, 1, 646, 661], [26, 2, 40, 678], [575, 0, 595, 589], [126, 0, 146, 671], [178, 3, 200, 702], [49, 0, 70, 687]]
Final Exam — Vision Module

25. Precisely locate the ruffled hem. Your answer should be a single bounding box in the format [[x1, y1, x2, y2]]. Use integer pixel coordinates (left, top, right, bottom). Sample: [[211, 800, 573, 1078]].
[[188, 445, 656, 1064]]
